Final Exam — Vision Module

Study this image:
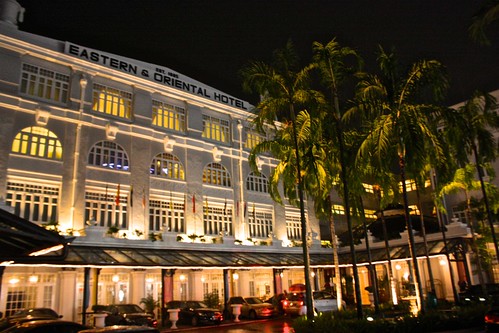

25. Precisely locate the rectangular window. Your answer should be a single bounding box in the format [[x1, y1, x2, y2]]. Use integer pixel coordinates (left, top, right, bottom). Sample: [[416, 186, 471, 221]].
[[245, 128, 264, 149], [92, 83, 132, 119], [85, 190, 127, 229], [43, 285, 53, 308], [20, 63, 69, 103], [286, 214, 301, 241], [5, 286, 37, 317], [148, 199, 185, 232], [332, 204, 345, 215], [249, 209, 273, 238], [202, 115, 230, 143], [203, 205, 233, 236], [6, 182, 59, 224], [152, 100, 186, 132]]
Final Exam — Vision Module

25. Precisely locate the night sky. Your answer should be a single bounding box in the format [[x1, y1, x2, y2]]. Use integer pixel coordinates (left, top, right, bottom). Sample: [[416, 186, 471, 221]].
[[17, 0, 499, 106]]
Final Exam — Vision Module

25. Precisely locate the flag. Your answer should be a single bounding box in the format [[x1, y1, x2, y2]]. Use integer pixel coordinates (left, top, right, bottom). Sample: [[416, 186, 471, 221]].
[[236, 200, 239, 217], [128, 185, 133, 207], [142, 189, 146, 209], [244, 201, 247, 217], [192, 194, 196, 213], [115, 184, 120, 206], [224, 198, 227, 215], [252, 203, 256, 220], [205, 197, 209, 213]]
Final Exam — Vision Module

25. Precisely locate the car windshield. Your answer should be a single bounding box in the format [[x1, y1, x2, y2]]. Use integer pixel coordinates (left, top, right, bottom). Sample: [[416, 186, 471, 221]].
[[117, 305, 143, 313], [244, 297, 263, 304]]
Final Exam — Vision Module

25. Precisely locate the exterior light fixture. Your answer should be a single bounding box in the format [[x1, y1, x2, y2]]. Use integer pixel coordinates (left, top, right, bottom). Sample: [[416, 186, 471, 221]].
[[179, 274, 186, 281], [233, 272, 239, 280], [112, 274, 120, 283], [395, 264, 402, 270], [29, 244, 64, 256], [29, 274, 38, 283], [9, 277, 20, 284]]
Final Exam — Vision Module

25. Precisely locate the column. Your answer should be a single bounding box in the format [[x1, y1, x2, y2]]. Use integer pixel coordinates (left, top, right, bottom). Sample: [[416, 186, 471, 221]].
[[161, 269, 175, 327], [130, 269, 146, 305], [58, 268, 77, 321]]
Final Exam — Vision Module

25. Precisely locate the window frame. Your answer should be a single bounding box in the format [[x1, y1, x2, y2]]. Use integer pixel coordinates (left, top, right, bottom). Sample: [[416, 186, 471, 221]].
[[92, 83, 133, 120], [202, 114, 230, 143], [152, 99, 186, 132], [20, 63, 70, 104]]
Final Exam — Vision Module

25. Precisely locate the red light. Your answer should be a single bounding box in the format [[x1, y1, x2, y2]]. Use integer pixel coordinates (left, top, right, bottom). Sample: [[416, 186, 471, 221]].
[[485, 314, 499, 324], [283, 300, 289, 307], [299, 301, 303, 306]]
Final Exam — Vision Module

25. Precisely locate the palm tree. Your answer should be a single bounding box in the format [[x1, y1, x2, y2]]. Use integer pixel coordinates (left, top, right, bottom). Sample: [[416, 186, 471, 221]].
[[469, 0, 499, 45], [241, 40, 323, 320], [311, 38, 365, 318], [445, 90, 499, 264], [352, 46, 449, 313]]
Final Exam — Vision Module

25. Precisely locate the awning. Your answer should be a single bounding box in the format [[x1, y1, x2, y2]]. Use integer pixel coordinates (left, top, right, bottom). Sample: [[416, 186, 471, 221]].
[[0, 208, 72, 263], [9, 237, 467, 268]]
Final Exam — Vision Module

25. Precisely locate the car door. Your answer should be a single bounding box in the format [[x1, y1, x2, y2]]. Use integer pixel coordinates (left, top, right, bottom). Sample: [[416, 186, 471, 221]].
[[313, 291, 335, 313]]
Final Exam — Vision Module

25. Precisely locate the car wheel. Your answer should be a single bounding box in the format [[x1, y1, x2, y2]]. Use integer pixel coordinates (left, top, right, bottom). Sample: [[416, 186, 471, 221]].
[[249, 310, 257, 320], [191, 316, 198, 326]]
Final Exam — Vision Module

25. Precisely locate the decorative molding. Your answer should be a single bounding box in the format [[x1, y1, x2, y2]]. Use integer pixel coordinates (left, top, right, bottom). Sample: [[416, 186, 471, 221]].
[[35, 108, 50, 126], [164, 135, 176, 152], [212, 146, 222, 162], [106, 123, 119, 140]]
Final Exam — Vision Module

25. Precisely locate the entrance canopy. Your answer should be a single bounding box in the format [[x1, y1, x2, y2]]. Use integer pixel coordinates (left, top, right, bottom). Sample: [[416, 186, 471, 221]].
[[8, 237, 467, 269], [0, 208, 71, 263]]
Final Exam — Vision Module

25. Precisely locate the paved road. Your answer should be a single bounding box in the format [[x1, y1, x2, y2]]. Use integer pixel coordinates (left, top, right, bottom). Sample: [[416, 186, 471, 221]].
[[160, 317, 295, 333], [159, 316, 486, 333]]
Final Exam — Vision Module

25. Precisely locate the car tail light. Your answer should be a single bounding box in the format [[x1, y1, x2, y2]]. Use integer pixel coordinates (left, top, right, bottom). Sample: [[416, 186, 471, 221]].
[[299, 301, 304, 306], [485, 313, 499, 324], [152, 319, 158, 327], [283, 300, 289, 307]]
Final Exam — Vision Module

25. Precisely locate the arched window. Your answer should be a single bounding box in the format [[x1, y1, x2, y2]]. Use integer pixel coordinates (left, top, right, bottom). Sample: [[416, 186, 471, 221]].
[[11, 126, 62, 160], [88, 141, 130, 171], [150, 153, 185, 180], [246, 172, 269, 193], [203, 163, 231, 187]]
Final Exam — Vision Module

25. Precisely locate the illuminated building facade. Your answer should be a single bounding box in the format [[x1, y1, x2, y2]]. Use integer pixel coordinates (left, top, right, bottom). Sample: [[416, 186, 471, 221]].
[[0, 0, 496, 324], [0, 0, 326, 322]]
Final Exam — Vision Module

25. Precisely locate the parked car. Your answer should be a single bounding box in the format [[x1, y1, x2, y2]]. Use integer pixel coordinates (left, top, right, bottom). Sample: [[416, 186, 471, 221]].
[[165, 300, 223, 326], [94, 304, 157, 327], [283, 290, 344, 316], [0, 308, 62, 331], [226, 296, 274, 319], [1, 319, 87, 333], [485, 303, 499, 332], [79, 326, 160, 333], [264, 293, 286, 316]]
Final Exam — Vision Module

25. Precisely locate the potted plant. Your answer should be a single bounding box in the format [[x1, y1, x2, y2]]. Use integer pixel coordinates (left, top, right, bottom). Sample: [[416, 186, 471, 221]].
[[106, 225, 119, 236], [140, 294, 159, 315]]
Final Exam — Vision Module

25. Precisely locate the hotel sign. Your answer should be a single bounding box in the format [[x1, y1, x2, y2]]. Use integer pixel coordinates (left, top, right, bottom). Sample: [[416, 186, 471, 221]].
[[65, 42, 248, 110]]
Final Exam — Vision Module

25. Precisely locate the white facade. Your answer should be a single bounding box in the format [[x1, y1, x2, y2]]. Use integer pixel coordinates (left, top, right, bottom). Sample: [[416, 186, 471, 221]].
[[0, 0, 489, 324]]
